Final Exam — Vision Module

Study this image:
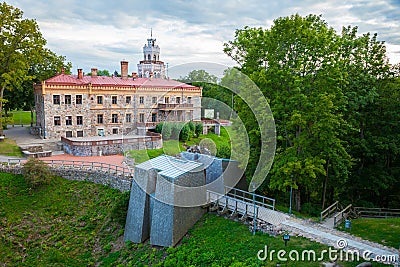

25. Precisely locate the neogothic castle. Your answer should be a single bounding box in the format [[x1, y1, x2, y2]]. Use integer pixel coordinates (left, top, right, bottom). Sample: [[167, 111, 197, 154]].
[[33, 36, 202, 141]]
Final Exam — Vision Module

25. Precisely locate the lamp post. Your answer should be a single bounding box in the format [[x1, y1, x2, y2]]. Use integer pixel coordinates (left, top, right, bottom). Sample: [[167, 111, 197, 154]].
[[289, 186, 293, 215], [251, 182, 257, 235], [289, 175, 293, 215]]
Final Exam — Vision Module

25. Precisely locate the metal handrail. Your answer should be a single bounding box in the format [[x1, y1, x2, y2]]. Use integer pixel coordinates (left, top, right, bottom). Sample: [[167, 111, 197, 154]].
[[333, 204, 352, 227], [207, 190, 259, 217], [224, 186, 275, 210]]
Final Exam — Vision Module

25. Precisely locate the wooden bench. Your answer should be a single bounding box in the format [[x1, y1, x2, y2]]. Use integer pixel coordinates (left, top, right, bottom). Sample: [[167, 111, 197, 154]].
[[22, 150, 52, 158], [0, 136, 4, 142]]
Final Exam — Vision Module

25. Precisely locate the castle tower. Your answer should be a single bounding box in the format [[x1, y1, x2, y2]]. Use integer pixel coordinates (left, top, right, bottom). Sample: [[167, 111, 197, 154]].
[[137, 30, 166, 79]]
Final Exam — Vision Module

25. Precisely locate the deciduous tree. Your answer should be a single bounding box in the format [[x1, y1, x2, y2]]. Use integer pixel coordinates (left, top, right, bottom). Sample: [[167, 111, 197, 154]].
[[0, 3, 70, 132]]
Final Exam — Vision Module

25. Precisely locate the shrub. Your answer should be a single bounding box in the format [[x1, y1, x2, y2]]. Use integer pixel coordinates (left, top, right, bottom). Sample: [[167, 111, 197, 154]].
[[1, 113, 13, 129], [23, 158, 53, 189], [154, 122, 163, 133], [216, 144, 231, 159], [179, 124, 190, 142], [162, 122, 172, 140], [188, 121, 195, 132], [195, 123, 203, 137], [171, 123, 181, 140]]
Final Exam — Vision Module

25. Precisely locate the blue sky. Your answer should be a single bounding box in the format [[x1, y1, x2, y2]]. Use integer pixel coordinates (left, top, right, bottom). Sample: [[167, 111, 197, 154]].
[[7, 0, 400, 78]]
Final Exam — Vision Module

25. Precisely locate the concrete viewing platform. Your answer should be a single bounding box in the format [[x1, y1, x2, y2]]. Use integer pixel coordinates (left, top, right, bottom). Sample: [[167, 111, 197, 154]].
[[61, 132, 162, 156]]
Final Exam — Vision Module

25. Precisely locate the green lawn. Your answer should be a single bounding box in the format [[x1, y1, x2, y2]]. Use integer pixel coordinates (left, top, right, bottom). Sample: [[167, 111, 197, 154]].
[[0, 138, 23, 157], [337, 217, 400, 249], [127, 126, 232, 164], [1, 172, 388, 266], [8, 110, 35, 126], [126, 139, 183, 164]]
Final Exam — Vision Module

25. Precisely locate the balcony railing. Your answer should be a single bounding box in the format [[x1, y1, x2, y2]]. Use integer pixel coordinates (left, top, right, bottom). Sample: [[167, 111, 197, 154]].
[[158, 103, 193, 109], [136, 122, 158, 128]]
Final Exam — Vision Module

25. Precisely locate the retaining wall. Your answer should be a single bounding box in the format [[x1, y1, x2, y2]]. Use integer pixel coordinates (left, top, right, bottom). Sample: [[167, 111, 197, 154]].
[[0, 163, 132, 192]]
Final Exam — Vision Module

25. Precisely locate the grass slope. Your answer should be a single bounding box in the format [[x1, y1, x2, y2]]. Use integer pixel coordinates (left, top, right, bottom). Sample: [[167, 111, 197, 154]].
[[128, 126, 232, 164], [0, 138, 23, 157], [10, 110, 35, 125], [0, 172, 129, 266], [1, 172, 389, 266], [337, 217, 400, 249]]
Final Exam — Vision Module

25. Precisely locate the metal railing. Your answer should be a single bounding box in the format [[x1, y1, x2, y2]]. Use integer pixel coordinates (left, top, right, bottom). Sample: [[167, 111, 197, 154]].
[[333, 204, 352, 227], [7, 159, 133, 177], [320, 201, 339, 222], [354, 207, 400, 218], [158, 103, 193, 109], [224, 186, 275, 210], [207, 190, 259, 218]]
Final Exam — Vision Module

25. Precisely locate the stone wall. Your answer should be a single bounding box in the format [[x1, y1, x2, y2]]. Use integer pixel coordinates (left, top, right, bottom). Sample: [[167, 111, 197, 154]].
[[35, 87, 202, 141], [0, 164, 132, 192], [62, 133, 162, 156]]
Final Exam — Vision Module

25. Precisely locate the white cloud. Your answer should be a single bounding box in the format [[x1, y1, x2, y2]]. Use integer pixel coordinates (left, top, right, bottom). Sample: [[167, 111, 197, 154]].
[[6, 0, 400, 77]]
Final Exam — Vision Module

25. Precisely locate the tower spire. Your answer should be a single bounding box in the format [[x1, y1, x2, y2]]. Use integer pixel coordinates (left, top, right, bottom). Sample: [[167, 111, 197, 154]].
[[151, 28, 152, 38]]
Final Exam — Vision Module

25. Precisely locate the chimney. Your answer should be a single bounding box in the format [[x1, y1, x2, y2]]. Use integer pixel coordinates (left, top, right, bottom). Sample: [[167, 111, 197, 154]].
[[61, 68, 65, 74], [121, 61, 128, 80], [77, 68, 83, 79], [91, 68, 98, 78]]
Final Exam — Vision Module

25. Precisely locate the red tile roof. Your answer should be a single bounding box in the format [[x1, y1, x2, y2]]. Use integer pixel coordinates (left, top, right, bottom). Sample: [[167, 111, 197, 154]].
[[45, 74, 198, 89]]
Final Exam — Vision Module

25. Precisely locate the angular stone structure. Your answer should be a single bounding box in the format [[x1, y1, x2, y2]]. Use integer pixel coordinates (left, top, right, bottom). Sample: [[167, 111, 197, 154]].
[[124, 153, 246, 247], [124, 155, 205, 246]]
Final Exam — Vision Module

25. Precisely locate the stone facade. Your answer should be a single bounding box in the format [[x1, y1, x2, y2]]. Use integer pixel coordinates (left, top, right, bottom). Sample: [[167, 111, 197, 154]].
[[33, 36, 202, 141], [61, 132, 162, 156]]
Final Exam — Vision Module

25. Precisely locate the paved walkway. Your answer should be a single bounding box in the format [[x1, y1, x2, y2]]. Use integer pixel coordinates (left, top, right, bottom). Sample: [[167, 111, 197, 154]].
[[1, 125, 126, 167], [3, 125, 47, 147], [257, 207, 399, 265], [212, 194, 399, 265]]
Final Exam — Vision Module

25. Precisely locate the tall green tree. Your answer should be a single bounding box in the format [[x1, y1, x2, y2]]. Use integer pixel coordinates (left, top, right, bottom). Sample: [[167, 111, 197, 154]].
[[179, 69, 218, 84], [180, 69, 234, 119], [4, 49, 71, 113], [337, 26, 394, 207], [344, 67, 400, 207], [224, 14, 361, 211], [0, 2, 69, 133]]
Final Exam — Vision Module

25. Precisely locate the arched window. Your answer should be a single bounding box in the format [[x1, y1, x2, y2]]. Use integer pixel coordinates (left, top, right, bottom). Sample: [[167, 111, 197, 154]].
[[148, 54, 151, 61], [153, 55, 156, 61]]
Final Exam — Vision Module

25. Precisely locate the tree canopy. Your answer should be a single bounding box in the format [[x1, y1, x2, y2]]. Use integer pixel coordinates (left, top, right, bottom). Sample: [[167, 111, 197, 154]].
[[0, 2, 70, 131], [224, 14, 398, 211]]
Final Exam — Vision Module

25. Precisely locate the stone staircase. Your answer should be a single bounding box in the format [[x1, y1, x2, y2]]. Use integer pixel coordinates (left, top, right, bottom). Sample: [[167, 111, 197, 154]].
[[41, 141, 63, 153]]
